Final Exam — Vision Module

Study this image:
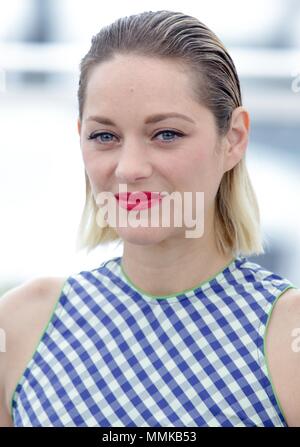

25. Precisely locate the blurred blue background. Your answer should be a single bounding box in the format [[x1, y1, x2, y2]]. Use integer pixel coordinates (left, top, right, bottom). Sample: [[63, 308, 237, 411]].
[[0, 0, 299, 294]]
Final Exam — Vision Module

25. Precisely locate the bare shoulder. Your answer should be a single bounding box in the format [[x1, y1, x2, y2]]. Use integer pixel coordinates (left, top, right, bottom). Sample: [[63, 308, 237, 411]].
[[0, 276, 68, 344], [265, 287, 300, 427], [0, 276, 68, 427], [0, 276, 67, 309]]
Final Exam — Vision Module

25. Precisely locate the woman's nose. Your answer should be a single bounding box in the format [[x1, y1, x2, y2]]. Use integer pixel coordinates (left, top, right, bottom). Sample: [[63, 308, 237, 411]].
[[115, 143, 152, 183]]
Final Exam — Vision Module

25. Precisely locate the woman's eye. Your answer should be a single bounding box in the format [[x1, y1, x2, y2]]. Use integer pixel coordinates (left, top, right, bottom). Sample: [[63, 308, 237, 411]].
[[87, 132, 116, 143], [87, 129, 183, 144], [154, 130, 183, 143]]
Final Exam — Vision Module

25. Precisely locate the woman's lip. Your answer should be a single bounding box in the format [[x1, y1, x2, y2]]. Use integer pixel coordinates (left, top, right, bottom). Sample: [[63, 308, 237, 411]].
[[115, 192, 164, 201], [117, 197, 162, 211]]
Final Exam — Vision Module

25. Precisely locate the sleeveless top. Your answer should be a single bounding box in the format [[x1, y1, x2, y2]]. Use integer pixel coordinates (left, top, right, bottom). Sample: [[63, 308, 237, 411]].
[[11, 255, 298, 427]]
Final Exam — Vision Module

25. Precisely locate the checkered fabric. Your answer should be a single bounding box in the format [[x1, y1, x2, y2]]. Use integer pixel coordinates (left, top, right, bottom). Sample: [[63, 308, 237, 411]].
[[11, 256, 297, 426]]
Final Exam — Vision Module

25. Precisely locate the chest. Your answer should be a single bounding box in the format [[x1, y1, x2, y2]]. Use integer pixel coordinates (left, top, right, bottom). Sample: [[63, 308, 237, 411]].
[[10, 298, 286, 427]]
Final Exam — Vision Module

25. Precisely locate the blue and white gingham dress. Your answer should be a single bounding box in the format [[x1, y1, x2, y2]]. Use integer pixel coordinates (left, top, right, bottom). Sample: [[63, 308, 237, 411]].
[[11, 255, 297, 427]]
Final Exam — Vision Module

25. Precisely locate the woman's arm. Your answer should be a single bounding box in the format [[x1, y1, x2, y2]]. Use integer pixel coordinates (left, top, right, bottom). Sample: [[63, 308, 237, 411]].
[[265, 287, 300, 427], [0, 276, 67, 427], [0, 286, 17, 427]]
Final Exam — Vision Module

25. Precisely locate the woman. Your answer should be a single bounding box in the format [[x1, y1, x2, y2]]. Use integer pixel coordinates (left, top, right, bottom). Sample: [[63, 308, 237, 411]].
[[0, 10, 299, 427]]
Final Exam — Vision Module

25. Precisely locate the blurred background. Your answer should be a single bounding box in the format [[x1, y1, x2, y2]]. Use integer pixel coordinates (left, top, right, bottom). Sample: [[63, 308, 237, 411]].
[[0, 0, 299, 295]]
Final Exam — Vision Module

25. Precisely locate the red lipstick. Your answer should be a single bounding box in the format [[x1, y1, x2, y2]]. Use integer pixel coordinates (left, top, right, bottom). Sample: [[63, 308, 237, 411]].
[[114, 191, 164, 211]]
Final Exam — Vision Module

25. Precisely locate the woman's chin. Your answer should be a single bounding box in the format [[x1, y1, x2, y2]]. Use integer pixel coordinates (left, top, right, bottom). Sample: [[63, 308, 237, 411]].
[[113, 225, 176, 246]]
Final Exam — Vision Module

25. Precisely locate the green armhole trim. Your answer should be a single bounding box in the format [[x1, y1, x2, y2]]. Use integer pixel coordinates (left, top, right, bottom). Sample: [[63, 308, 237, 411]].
[[9, 277, 70, 422], [120, 255, 237, 299], [263, 284, 298, 425]]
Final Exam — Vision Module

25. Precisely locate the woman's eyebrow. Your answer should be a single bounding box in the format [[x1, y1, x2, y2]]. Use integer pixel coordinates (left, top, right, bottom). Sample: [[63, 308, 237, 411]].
[[85, 112, 196, 125]]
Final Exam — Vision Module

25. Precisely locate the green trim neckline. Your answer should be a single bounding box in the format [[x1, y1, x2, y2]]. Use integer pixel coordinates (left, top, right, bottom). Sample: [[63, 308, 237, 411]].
[[120, 255, 238, 300]]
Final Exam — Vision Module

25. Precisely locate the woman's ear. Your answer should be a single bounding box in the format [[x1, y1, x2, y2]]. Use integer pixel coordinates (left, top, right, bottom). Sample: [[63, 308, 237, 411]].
[[77, 118, 81, 135], [223, 106, 250, 173]]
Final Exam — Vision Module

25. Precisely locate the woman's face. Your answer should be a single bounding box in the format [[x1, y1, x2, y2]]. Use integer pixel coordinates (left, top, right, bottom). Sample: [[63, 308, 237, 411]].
[[78, 54, 230, 245]]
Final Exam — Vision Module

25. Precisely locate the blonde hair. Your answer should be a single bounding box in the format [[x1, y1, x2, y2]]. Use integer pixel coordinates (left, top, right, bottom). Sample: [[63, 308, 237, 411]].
[[76, 10, 264, 257]]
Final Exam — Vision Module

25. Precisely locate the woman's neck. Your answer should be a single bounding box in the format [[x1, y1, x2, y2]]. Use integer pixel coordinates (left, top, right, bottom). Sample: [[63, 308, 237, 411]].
[[121, 236, 233, 297]]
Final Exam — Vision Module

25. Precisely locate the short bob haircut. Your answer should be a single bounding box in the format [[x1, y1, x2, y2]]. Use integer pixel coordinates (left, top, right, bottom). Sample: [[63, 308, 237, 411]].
[[76, 9, 265, 258]]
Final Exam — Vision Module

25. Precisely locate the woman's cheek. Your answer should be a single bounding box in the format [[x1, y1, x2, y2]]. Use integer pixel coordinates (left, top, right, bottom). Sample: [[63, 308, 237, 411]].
[[82, 149, 102, 173], [81, 146, 92, 167]]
